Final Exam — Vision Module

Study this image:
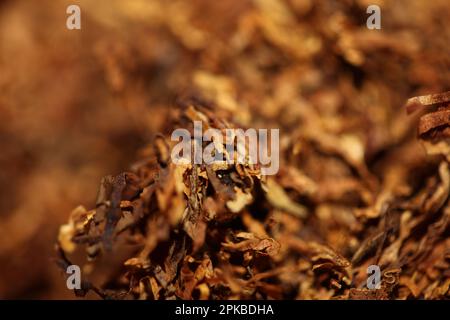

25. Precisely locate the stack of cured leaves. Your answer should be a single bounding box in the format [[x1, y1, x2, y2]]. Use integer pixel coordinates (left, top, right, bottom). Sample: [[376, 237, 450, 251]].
[[55, 0, 449, 300], [57, 92, 450, 300]]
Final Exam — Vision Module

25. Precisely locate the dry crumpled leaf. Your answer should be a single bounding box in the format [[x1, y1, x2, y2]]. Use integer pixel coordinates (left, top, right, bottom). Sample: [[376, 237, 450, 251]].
[[263, 178, 307, 218], [50, 0, 449, 301]]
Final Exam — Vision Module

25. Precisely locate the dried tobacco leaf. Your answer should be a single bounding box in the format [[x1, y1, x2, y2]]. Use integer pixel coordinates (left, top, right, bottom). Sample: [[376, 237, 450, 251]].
[[1, 0, 449, 301]]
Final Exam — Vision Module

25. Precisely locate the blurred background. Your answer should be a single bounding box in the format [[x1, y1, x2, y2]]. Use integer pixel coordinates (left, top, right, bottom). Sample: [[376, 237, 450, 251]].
[[0, 0, 448, 299]]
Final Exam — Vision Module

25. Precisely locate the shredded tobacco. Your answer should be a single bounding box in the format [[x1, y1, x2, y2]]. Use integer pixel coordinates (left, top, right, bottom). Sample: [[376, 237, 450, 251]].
[[52, 0, 449, 300], [57, 93, 450, 299], [0, 0, 449, 300]]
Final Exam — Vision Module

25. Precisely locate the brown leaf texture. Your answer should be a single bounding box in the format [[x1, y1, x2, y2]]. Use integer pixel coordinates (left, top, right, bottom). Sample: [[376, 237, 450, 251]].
[[3, 0, 447, 300]]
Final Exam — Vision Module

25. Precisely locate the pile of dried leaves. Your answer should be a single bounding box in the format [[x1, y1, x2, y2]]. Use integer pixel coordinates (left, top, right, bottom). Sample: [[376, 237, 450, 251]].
[[57, 93, 450, 300], [55, 0, 450, 300]]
